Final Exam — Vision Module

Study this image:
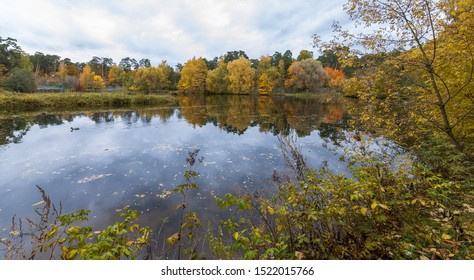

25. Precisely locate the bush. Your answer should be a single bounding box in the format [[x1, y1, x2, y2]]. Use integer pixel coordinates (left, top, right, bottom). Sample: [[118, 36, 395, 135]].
[[1, 68, 36, 92]]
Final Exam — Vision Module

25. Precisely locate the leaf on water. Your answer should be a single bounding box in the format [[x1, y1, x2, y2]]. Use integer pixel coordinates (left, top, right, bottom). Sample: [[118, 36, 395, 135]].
[[32, 200, 45, 207]]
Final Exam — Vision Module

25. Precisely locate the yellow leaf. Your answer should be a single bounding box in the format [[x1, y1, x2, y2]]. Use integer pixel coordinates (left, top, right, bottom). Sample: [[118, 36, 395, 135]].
[[233, 232, 239, 240], [441, 233, 451, 240], [166, 233, 180, 245], [32, 200, 45, 207], [371, 201, 377, 210], [360, 207, 368, 216]]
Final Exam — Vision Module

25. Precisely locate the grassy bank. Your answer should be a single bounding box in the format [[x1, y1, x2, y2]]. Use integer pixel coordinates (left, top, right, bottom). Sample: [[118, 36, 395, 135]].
[[0, 92, 178, 111]]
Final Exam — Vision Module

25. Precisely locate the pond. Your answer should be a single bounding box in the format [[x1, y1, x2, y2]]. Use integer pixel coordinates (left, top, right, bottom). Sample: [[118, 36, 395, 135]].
[[0, 94, 350, 258]]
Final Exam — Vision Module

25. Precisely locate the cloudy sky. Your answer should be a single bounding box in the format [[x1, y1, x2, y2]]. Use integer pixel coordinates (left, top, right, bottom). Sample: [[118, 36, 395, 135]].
[[1, 0, 349, 66]]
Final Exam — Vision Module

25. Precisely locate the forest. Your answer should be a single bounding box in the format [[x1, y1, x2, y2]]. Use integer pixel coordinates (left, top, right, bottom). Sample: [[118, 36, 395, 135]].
[[0, 0, 473, 260]]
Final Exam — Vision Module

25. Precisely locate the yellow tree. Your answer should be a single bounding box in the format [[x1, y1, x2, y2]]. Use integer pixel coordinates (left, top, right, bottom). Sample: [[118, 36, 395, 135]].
[[178, 58, 208, 94], [92, 75, 105, 91], [316, 0, 474, 153], [258, 72, 273, 94], [79, 64, 94, 91], [226, 57, 255, 94]]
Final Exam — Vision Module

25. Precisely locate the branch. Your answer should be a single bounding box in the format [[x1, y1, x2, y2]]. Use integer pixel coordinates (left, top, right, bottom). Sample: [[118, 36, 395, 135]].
[[451, 106, 474, 129]]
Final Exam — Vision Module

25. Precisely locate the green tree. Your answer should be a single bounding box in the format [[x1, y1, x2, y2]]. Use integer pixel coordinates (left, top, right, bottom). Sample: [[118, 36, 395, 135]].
[[1, 68, 36, 92], [206, 60, 229, 94], [178, 58, 208, 94], [297, 50, 313, 61]]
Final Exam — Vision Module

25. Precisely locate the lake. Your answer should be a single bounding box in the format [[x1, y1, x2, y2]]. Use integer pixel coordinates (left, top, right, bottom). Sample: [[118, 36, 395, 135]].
[[0, 94, 349, 258]]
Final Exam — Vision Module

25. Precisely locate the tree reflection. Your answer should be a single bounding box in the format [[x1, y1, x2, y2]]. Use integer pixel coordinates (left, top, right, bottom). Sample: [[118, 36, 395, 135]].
[[1, 95, 350, 146]]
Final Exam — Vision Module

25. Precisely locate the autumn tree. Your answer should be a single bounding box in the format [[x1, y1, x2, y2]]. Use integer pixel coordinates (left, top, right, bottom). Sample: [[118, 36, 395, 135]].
[[315, 0, 474, 154], [130, 63, 173, 93], [79, 64, 94, 91], [227, 57, 256, 94], [285, 58, 328, 92], [258, 72, 273, 94], [256, 56, 280, 94], [178, 57, 208, 94], [107, 64, 123, 86], [324, 66, 346, 91], [206, 60, 229, 94], [92, 75, 105, 91]]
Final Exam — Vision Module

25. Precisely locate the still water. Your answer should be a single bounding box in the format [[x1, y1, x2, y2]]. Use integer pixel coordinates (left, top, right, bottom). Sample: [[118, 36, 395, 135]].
[[0, 95, 349, 256]]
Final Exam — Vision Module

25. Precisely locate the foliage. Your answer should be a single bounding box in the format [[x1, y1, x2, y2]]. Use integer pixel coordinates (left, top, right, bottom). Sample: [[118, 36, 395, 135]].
[[285, 59, 329, 92], [211, 135, 474, 260], [79, 64, 94, 91], [206, 60, 229, 94], [92, 75, 105, 91], [324, 67, 346, 91], [226, 58, 256, 94], [258, 73, 273, 94], [1, 68, 36, 92], [315, 0, 474, 154], [0, 186, 150, 260], [297, 50, 313, 61], [130, 64, 173, 93], [178, 58, 208, 94], [167, 149, 204, 259], [0, 92, 177, 111]]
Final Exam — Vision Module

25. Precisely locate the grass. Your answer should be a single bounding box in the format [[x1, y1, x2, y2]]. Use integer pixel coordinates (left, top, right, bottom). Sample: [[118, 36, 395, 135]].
[[0, 91, 178, 112]]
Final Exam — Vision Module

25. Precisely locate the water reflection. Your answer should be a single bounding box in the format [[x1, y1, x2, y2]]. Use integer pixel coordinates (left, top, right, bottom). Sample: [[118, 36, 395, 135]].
[[0, 95, 350, 258]]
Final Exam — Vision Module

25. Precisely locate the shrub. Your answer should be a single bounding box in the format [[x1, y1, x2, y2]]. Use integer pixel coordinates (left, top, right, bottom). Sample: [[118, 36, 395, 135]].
[[2, 68, 36, 92]]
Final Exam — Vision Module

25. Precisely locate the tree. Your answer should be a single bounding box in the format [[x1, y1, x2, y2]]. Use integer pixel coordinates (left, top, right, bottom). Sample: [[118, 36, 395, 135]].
[[297, 50, 313, 61], [178, 58, 208, 94], [139, 58, 151, 68], [92, 75, 105, 91], [285, 58, 328, 92], [226, 57, 256, 94], [130, 64, 172, 93], [0, 37, 23, 71], [223, 50, 249, 63], [107, 64, 123, 86], [258, 73, 273, 94], [324, 66, 346, 91], [79, 64, 94, 91], [206, 60, 229, 94], [1, 68, 36, 92], [315, 0, 474, 153], [119, 57, 138, 72], [256, 56, 280, 94]]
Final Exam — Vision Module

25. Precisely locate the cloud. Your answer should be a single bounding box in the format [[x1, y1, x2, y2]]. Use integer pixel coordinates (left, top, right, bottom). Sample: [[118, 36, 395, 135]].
[[1, 0, 348, 66]]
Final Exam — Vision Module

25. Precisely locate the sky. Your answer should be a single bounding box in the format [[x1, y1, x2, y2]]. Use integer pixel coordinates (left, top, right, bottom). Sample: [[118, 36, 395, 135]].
[[1, 0, 349, 66]]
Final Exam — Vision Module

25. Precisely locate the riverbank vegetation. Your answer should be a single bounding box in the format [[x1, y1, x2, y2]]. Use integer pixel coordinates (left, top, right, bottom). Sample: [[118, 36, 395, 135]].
[[0, 91, 177, 111]]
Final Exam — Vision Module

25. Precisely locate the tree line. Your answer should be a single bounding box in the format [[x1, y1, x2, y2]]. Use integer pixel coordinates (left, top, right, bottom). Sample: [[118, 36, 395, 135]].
[[0, 38, 347, 94]]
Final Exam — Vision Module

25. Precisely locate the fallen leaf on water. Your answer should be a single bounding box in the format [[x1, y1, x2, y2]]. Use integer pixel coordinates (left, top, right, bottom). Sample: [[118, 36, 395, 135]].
[[32, 200, 45, 207]]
